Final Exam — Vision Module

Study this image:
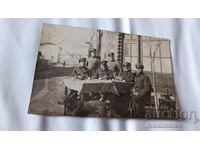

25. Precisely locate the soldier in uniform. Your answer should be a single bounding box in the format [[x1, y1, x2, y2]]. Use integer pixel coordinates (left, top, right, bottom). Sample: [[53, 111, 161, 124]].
[[113, 62, 135, 117], [107, 52, 121, 76], [117, 62, 136, 82], [130, 63, 152, 118], [63, 57, 90, 114], [92, 60, 114, 112], [87, 49, 99, 76], [93, 60, 114, 80], [71, 57, 90, 80]]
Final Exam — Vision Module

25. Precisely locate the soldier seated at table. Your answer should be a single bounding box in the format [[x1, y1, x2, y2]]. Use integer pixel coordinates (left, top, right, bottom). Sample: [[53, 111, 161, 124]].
[[117, 62, 136, 82], [93, 60, 114, 80], [91, 60, 114, 114], [107, 52, 121, 76], [129, 63, 152, 118], [71, 57, 90, 80]]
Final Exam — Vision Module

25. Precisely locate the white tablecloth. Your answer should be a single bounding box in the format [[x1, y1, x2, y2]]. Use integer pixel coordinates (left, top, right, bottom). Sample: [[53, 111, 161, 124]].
[[64, 78, 133, 95]]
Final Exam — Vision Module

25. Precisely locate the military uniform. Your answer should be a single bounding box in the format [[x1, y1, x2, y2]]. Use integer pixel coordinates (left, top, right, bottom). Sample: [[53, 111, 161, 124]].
[[92, 61, 114, 115], [92, 60, 113, 80], [117, 62, 135, 82], [132, 71, 152, 117], [134, 72, 152, 101], [71, 57, 90, 80], [71, 66, 90, 79], [107, 52, 121, 76], [87, 57, 99, 76], [128, 63, 152, 117], [93, 68, 114, 80], [65, 57, 89, 114], [118, 70, 135, 82], [113, 62, 135, 117], [87, 57, 99, 69]]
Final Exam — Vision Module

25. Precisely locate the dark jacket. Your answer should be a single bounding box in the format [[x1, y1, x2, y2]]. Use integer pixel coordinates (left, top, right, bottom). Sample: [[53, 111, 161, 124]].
[[71, 66, 90, 79], [134, 72, 152, 102], [118, 70, 136, 82], [93, 68, 114, 80]]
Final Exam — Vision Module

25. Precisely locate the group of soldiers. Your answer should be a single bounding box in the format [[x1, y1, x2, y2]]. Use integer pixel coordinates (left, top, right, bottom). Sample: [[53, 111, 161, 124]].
[[72, 50, 136, 82], [69, 50, 152, 117]]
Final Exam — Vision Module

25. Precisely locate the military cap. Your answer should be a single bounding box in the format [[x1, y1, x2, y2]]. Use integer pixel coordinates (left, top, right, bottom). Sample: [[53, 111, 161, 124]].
[[123, 62, 131, 67], [100, 60, 108, 65], [79, 57, 87, 63], [135, 63, 144, 69]]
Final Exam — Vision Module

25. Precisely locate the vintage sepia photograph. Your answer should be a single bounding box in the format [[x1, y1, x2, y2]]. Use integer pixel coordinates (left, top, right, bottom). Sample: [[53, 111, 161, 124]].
[[28, 23, 180, 119]]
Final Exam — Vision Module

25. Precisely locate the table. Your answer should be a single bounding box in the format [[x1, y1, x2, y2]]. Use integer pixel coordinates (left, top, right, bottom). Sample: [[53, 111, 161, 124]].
[[64, 78, 134, 117]]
